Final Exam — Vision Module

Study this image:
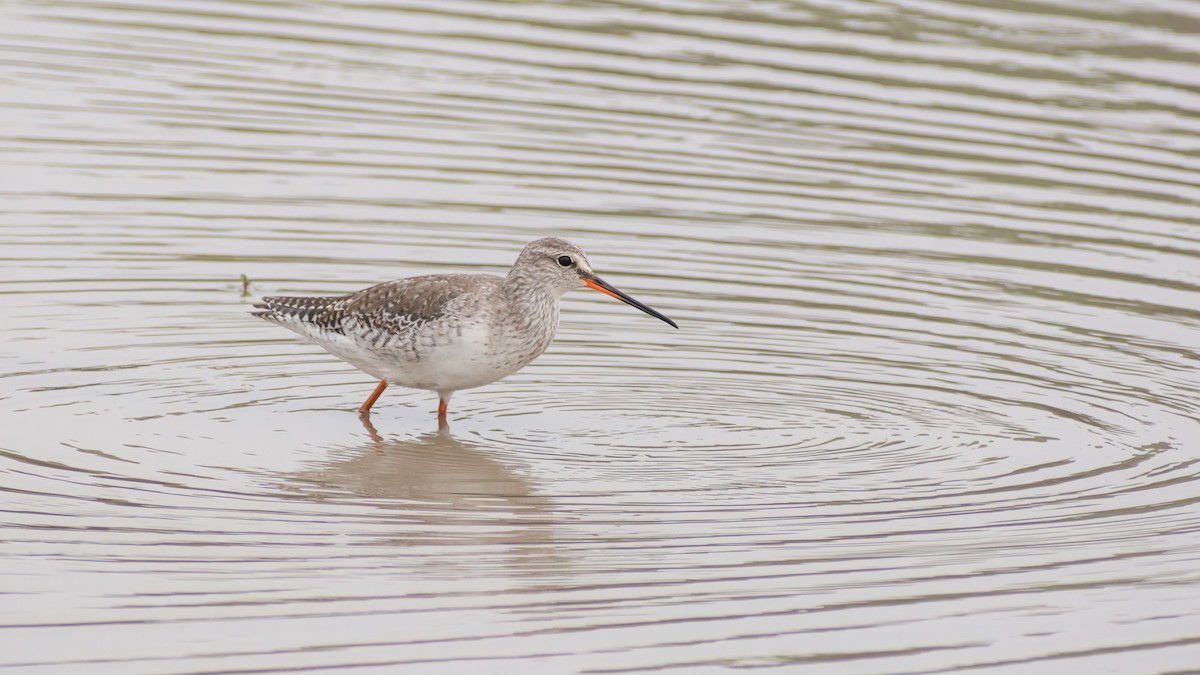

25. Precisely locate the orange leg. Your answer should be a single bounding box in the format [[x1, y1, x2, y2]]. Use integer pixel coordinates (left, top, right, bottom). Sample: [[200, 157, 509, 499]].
[[358, 379, 388, 415], [437, 398, 448, 419]]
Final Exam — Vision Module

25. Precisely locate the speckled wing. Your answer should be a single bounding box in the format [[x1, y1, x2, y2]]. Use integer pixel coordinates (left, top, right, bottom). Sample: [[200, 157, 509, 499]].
[[252, 274, 500, 341]]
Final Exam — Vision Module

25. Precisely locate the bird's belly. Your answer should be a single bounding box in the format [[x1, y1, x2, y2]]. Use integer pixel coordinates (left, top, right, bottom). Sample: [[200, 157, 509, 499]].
[[327, 321, 545, 394], [381, 343, 517, 392]]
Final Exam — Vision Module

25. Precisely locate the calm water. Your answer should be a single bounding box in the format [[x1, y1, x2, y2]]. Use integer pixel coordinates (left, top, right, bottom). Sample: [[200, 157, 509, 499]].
[[2, 0, 1199, 672]]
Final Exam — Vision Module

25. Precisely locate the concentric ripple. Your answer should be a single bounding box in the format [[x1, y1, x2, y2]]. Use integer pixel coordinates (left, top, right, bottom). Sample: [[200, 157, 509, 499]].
[[2, 0, 1200, 672]]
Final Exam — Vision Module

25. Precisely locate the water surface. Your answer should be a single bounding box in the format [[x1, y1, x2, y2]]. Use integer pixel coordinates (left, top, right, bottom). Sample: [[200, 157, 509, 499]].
[[2, 0, 1200, 672]]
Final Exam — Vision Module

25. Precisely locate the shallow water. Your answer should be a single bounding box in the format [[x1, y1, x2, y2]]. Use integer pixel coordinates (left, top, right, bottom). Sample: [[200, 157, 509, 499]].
[[2, 0, 1200, 672]]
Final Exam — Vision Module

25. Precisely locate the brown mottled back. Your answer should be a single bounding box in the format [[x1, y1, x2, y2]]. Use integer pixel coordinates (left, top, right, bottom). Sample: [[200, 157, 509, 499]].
[[252, 274, 502, 337]]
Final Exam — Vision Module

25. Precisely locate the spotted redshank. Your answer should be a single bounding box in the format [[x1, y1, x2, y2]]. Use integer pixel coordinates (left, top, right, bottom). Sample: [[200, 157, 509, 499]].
[[252, 237, 677, 422]]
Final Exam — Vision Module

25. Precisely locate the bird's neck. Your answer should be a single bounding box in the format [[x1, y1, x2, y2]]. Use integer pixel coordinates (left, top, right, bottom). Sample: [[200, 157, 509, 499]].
[[503, 271, 559, 304], [501, 273, 560, 348]]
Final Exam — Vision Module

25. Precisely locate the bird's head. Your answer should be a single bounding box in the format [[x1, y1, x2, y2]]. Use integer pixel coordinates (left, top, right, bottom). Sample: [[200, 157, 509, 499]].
[[510, 237, 677, 328]]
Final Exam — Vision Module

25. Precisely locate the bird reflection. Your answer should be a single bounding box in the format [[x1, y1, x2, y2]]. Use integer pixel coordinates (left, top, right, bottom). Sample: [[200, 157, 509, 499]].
[[283, 417, 560, 575]]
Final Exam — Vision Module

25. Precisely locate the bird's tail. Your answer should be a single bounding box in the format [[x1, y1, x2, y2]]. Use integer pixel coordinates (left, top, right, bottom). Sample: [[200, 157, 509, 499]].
[[251, 295, 347, 335]]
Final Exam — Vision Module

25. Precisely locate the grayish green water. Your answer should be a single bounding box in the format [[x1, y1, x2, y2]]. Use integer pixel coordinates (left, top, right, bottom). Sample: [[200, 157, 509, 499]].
[[2, 0, 1199, 672]]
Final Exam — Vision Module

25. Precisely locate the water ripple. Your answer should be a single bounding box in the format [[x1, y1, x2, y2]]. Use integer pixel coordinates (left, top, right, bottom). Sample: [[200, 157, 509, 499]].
[[3, 0, 1200, 672]]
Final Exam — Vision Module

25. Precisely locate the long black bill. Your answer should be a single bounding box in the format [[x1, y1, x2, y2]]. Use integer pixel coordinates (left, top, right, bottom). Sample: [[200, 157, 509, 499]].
[[584, 276, 678, 329]]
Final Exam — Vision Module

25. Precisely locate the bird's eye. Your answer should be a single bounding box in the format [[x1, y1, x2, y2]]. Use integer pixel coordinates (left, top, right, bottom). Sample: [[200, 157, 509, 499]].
[[557, 255, 574, 267]]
